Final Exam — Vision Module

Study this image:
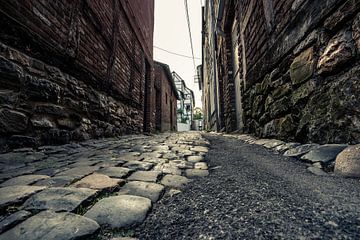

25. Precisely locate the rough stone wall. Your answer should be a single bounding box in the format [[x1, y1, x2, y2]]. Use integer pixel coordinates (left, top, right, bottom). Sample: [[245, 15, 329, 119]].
[[154, 63, 178, 132], [0, 0, 154, 151], [237, 0, 360, 144]]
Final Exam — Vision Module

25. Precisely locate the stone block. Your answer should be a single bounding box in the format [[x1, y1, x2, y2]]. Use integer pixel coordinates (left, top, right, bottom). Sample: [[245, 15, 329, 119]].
[[8, 135, 38, 148], [0, 56, 23, 88], [31, 116, 56, 128], [0, 108, 28, 133], [353, 13, 360, 51], [292, 80, 316, 105], [0, 211, 100, 240], [318, 30, 356, 74], [290, 48, 314, 85], [324, 1, 360, 31], [0, 185, 46, 209], [278, 114, 297, 137], [84, 195, 151, 229], [334, 144, 360, 177], [71, 173, 123, 191], [57, 118, 78, 130], [272, 83, 291, 100], [118, 181, 164, 202], [0, 90, 18, 106], [24, 75, 61, 103], [301, 144, 348, 163], [160, 175, 190, 189], [23, 187, 97, 212], [269, 96, 291, 119], [34, 104, 68, 117], [0, 175, 50, 187], [127, 171, 161, 182], [0, 210, 31, 234]]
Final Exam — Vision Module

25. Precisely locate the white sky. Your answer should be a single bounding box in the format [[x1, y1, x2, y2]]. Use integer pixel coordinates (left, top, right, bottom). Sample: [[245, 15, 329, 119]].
[[154, 0, 203, 108]]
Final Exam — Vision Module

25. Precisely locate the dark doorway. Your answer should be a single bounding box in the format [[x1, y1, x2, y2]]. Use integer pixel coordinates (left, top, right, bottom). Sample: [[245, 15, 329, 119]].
[[143, 60, 151, 133], [155, 88, 161, 131], [170, 99, 173, 131]]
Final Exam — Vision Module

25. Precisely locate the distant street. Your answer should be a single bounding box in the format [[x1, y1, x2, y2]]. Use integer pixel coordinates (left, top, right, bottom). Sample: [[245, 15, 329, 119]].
[[136, 134, 360, 239]]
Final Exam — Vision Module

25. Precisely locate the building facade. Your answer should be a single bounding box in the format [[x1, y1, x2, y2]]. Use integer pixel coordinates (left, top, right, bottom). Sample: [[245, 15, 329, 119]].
[[153, 61, 179, 132], [173, 72, 195, 131], [202, 0, 360, 144], [0, 0, 155, 151]]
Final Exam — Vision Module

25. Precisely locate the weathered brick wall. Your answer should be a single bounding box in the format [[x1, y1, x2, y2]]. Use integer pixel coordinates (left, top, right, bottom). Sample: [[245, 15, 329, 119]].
[[154, 63, 178, 132], [0, 0, 154, 151], [238, 0, 360, 144]]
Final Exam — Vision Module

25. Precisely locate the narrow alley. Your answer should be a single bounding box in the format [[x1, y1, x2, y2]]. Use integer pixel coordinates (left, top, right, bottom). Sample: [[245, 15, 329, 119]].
[[0, 0, 360, 239]]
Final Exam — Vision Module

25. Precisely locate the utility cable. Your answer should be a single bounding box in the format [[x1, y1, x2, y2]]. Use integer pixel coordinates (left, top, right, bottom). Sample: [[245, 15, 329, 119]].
[[154, 46, 201, 60], [184, 0, 197, 71]]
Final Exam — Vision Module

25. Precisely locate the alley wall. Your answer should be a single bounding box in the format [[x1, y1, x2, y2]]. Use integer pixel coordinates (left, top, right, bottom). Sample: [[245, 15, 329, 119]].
[[0, 0, 154, 151]]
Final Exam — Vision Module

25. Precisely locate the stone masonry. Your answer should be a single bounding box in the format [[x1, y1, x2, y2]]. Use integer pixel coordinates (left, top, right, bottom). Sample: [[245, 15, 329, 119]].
[[0, 1, 155, 152], [202, 0, 360, 145]]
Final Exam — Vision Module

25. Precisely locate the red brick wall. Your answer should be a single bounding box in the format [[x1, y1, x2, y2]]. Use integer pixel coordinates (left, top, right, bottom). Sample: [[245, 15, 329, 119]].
[[154, 63, 178, 132], [0, 0, 154, 151]]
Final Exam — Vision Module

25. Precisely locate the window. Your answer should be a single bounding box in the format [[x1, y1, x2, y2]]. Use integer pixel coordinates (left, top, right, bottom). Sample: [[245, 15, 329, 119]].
[[166, 93, 168, 104]]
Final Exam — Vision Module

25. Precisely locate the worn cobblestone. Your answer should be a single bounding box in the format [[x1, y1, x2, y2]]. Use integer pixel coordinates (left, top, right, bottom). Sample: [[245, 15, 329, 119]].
[[0, 132, 209, 238]]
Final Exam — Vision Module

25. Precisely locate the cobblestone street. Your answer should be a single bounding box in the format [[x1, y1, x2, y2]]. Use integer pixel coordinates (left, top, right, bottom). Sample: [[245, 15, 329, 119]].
[[0, 132, 210, 240]]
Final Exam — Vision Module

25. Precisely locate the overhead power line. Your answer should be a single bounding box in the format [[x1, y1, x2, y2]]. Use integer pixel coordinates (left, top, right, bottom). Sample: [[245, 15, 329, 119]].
[[184, 0, 196, 70], [154, 46, 201, 60]]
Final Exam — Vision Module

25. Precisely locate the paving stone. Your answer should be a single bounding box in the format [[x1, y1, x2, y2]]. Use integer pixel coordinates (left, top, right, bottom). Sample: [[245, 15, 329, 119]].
[[190, 146, 209, 153], [93, 161, 122, 168], [334, 144, 360, 177], [254, 139, 273, 146], [0, 185, 46, 209], [118, 153, 144, 162], [141, 152, 162, 159], [307, 167, 328, 176], [33, 175, 78, 187], [97, 167, 133, 178], [0, 175, 50, 187], [160, 175, 190, 189], [0, 210, 31, 234], [127, 171, 161, 182], [84, 195, 151, 229], [300, 144, 348, 163], [187, 155, 204, 163], [0, 210, 99, 240], [71, 173, 123, 191], [283, 144, 320, 157], [152, 145, 170, 151], [123, 161, 154, 171], [154, 163, 182, 175], [171, 160, 193, 169], [142, 157, 168, 164], [23, 187, 97, 212], [262, 140, 286, 149], [67, 160, 101, 168], [312, 162, 323, 169], [162, 153, 179, 160], [274, 142, 301, 153], [185, 169, 210, 178], [194, 162, 208, 170], [33, 167, 66, 176], [118, 181, 164, 202], [55, 166, 99, 178], [179, 150, 195, 156]]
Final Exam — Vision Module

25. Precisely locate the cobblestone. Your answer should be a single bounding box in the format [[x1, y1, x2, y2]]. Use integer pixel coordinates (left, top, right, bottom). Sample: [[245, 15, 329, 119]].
[[0, 132, 209, 238]]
